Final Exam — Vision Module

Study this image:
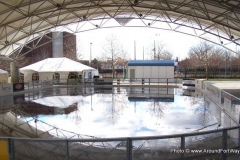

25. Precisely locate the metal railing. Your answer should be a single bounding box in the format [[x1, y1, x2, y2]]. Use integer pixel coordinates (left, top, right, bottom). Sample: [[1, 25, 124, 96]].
[[0, 78, 181, 96], [1, 125, 240, 160], [114, 78, 180, 86], [221, 89, 240, 123], [0, 78, 181, 95], [1, 79, 240, 159], [202, 81, 240, 125]]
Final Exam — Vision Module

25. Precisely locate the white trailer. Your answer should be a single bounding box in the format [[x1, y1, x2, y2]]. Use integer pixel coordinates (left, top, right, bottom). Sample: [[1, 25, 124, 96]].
[[127, 60, 174, 82]]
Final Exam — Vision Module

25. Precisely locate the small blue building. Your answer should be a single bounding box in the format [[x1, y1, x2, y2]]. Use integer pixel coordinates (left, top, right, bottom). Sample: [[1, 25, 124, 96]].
[[127, 60, 174, 80]]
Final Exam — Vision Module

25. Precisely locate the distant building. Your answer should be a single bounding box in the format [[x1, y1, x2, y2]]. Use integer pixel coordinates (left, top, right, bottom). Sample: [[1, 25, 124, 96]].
[[15, 102, 78, 116], [127, 60, 174, 81], [17, 32, 77, 68], [79, 60, 90, 66]]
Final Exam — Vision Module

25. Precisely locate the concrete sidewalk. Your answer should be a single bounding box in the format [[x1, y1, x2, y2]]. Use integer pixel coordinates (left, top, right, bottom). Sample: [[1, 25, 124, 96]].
[[208, 81, 240, 98]]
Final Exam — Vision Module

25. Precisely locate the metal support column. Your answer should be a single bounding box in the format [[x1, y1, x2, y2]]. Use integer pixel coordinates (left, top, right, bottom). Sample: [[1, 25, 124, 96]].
[[10, 61, 19, 83], [222, 129, 227, 160], [8, 138, 14, 160], [181, 136, 185, 159], [65, 140, 69, 160], [127, 138, 132, 160]]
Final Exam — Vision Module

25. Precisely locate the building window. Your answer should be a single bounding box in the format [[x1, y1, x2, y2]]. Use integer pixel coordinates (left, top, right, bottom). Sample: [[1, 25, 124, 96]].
[[53, 73, 60, 79], [32, 73, 39, 81], [88, 72, 92, 78], [68, 72, 78, 79], [19, 73, 24, 82]]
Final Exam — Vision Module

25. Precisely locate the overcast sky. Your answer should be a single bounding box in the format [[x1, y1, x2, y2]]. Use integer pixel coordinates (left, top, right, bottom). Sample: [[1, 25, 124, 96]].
[[77, 27, 202, 61]]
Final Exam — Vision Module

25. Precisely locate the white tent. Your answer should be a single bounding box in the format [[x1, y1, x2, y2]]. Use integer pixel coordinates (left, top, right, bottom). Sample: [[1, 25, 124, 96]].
[[20, 58, 96, 82], [32, 96, 83, 108], [0, 69, 8, 84]]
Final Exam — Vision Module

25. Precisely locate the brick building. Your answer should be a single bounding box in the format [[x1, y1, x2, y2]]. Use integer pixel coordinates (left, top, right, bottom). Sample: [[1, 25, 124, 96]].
[[20, 32, 76, 67], [0, 32, 77, 72]]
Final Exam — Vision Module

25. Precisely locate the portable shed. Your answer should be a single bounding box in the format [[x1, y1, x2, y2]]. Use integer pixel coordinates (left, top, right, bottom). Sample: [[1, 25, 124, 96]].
[[0, 69, 8, 84], [20, 57, 96, 82], [127, 60, 174, 80]]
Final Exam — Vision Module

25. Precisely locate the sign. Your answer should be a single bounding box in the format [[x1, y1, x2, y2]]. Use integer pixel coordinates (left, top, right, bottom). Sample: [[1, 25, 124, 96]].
[[42, 88, 53, 97], [42, 80, 53, 87], [13, 83, 24, 92], [13, 94, 25, 104], [0, 96, 13, 109], [0, 140, 9, 160], [0, 84, 13, 94]]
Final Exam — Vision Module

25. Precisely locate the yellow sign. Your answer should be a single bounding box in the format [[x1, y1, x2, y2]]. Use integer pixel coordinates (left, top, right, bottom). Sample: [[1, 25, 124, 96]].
[[0, 140, 9, 160]]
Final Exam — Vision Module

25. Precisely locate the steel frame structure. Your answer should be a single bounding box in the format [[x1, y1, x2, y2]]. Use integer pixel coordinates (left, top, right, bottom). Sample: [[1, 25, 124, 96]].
[[2, 125, 240, 160], [0, 0, 240, 59]]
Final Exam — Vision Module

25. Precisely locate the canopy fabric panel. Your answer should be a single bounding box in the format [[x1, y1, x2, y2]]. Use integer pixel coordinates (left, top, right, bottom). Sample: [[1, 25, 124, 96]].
[[0, 69, 8, 74], [0, 0, 239, 57], [0, 69, 8, 84], [20, 57, 94, 73], [32, 96, 83, 108]]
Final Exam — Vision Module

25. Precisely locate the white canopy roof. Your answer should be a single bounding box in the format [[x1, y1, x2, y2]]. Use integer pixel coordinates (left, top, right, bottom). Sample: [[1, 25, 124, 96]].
[[20, 58, 94, 73], [32, 96, 83, 108], [0, 69, 8, 74]]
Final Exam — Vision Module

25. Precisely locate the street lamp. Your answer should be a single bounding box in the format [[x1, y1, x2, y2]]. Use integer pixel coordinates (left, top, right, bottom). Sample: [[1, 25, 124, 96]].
[[90, 42, 92, 64]]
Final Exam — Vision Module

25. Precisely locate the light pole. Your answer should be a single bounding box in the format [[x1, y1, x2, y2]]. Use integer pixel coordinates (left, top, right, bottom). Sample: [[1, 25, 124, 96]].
[[225, 53, 227, 78], [90, 42, 92, 64], [154, 40, 156, 60]]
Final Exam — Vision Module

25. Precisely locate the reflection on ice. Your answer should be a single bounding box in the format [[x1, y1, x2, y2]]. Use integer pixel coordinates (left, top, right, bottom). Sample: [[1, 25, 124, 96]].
[[36, 88, 216, 138], [0, 87, 237, 139], [32, 96, 83, 108]]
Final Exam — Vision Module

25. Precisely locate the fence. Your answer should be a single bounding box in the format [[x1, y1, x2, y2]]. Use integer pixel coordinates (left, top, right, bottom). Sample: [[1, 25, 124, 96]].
[[21, 78, 178, 91], [1, 79, 240, 159], [201, 81, 240, 124], [1, 125, 239, 160], [221, 90, 240, 123], [0, 78, 181, 96]]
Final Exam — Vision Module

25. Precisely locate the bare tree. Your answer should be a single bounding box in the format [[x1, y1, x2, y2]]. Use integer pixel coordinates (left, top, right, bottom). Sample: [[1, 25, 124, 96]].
[[34, 47, 51, 62], [116, 47, 130, 77], [147, 41, 173, 60], [230, 54, 240, 77], [194, 99, 214, 128], [148, 102, 166, 124], [63, 37, 84, 61], [205, 47, 224, 77], [179, 58, 192, 78], [0, 57, 12, 72], [101, 92, 127, 125], [222, 49, 235, 77], [90, 58, 101, 70], [101, 34, 129, 78], [188, 41, 223, 79]]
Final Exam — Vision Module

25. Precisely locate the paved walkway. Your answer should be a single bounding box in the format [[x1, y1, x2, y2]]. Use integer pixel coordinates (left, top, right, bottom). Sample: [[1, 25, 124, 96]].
[[207, 81, 240, 98]]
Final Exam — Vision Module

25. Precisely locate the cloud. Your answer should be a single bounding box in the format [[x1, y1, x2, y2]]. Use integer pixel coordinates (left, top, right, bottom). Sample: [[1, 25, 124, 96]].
[[30, 89, 218, 138]]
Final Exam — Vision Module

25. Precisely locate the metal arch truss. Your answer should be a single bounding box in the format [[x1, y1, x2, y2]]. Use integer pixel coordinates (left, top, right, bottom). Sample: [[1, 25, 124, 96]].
[[0, 0, 240, 58], [0, 108, 98, 139], [0, 110, 132, 159]]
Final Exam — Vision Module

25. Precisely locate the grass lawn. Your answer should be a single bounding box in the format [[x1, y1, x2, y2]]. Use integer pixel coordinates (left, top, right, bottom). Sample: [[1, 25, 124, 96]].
[[206, 78, 240, 81]]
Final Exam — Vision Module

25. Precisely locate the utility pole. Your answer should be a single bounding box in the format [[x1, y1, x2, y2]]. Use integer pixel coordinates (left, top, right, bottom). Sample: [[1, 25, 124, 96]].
[[154, 40, 156, 60], [134, 40, 136, 60], [143, 46, 144, 60], [225, 53, 227, 78], [90, 42, 92, 64]]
